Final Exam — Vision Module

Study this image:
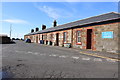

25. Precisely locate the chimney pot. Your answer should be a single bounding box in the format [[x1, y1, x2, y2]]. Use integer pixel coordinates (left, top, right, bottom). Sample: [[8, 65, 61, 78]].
[[35, 27, 39, 32], [53, 20, 57, 27], [42, 25, 46, 30], [31, 29, 34, 33]]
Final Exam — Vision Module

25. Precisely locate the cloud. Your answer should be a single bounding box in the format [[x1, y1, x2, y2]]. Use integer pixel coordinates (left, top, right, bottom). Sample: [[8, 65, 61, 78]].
[[34, 3, 74, 19], [0, 19, 30, 24], [37, 5, 61, 19]]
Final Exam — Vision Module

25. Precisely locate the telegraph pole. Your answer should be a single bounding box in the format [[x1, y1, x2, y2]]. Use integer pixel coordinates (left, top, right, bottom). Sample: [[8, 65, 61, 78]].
[[10, 24, 12, 39]]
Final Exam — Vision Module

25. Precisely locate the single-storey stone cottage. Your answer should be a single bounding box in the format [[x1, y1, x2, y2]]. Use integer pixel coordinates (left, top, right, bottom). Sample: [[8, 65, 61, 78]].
[[24, 12, 120, 53]]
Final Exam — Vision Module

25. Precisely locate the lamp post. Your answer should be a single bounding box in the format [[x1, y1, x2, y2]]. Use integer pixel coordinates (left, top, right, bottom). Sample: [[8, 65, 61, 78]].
[[10, 24, 12, 39]]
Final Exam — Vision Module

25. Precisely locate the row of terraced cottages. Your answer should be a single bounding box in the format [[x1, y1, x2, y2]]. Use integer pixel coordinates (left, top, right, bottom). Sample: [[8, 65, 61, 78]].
[[24, 12, 120, 53]]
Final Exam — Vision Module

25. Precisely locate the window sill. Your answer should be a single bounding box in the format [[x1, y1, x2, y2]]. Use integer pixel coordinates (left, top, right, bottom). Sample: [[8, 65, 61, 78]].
[[76, 42, 82, 45]]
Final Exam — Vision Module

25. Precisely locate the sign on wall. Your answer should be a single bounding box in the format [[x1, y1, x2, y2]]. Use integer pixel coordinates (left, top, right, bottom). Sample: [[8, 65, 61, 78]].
[[102, 31, 113, 38]]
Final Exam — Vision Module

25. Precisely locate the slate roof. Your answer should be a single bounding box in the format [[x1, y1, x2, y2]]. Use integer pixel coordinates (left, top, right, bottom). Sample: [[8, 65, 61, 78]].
[[25, 12, 120, 36]]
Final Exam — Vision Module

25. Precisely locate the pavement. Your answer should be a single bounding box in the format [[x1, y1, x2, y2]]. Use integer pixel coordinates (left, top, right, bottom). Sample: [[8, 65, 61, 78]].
[[78, 49, 119, 61], [1, 40, 119, 78], [43, 43, 119, 62]]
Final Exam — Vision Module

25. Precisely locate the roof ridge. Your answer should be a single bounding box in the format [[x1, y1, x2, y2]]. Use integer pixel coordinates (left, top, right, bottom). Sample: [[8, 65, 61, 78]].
[[79, 12, 120, 20], [56, 12, 120, 27], [25, 12, 120, 36], [111, 11, 120, 14]]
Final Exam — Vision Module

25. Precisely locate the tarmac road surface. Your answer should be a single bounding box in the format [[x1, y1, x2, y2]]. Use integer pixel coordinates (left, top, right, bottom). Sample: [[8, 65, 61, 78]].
[[1, 40, 118, 78]]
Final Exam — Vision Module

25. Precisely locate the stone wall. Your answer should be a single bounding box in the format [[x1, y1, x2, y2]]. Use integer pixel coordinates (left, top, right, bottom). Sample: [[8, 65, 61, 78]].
[[94, 23, 119, 53], [24, 22, 119, 53], [72, 22, 119, 53]]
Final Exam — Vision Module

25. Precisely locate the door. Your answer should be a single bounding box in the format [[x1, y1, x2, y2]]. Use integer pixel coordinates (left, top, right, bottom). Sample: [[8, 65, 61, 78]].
[[56, 33, 59, 46], [86, 29, 92, 49], [36, 36, 38, 43], [42, 35, 44, 40]]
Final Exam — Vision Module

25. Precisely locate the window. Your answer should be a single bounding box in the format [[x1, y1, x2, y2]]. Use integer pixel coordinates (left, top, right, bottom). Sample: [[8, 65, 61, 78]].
[[43, 35, 47, 40], [76, 31, 81, 44], [63, 32, 67, 42], [39, 35, 40, 40], [50, 34, 53, 40]]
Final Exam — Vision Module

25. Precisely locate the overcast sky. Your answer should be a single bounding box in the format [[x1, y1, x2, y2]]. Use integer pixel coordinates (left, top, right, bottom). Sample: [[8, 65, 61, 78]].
[[1, 2, 118, 38]]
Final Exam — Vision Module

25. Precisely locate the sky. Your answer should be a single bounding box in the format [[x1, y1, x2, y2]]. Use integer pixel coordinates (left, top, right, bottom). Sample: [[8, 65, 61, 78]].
[[1, 2, 118, 38]]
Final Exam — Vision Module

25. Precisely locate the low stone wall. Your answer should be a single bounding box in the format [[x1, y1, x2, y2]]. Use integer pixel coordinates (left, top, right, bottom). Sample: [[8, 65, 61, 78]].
[[0, 36, 11, 44]]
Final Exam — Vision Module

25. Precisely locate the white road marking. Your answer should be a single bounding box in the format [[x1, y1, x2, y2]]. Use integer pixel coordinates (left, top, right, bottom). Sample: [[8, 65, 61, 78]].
[[34, 52, 39, 55], [106, 59, 116, 62], [71, 56, 79, 59], [27, 51, 33, 53], [15, 50, 25, 53], [49, 54, 52, 56], [49, 54, 59, 57], [94, 58, 102, 62], [15, 50, 20, 52], [51, 54, 57, 57], [82, 57, 90, 60], [59, 55, 67, 58], [16, 50, 34, 55]]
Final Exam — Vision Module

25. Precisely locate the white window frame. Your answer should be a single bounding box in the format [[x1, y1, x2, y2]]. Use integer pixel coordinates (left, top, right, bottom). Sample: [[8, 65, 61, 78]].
[[63, 32, 67, 42], [77, 31, 81, 43]]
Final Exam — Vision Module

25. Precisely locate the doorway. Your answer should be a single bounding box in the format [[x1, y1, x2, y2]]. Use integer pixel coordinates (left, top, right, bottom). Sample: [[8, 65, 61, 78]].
[[42, 35, 44, 40], [36, 36, 38, 43], [86, 29, 92, 49], [56, 33, 59, 46]]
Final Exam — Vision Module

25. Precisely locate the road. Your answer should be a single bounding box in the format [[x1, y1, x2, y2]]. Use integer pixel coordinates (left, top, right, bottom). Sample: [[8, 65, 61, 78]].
[[1, 40, 118, 78]]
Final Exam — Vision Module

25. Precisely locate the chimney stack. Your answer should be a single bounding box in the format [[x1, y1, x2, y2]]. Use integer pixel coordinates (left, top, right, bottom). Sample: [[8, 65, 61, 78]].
[[42, 25, 46, 30], [35, 27, 39, 32], [31, 29, 34, 33], [53, 20, 57, 27]]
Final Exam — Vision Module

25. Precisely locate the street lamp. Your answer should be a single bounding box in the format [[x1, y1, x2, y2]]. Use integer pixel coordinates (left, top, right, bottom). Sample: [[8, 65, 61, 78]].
[[10, 24, 12, 39]]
